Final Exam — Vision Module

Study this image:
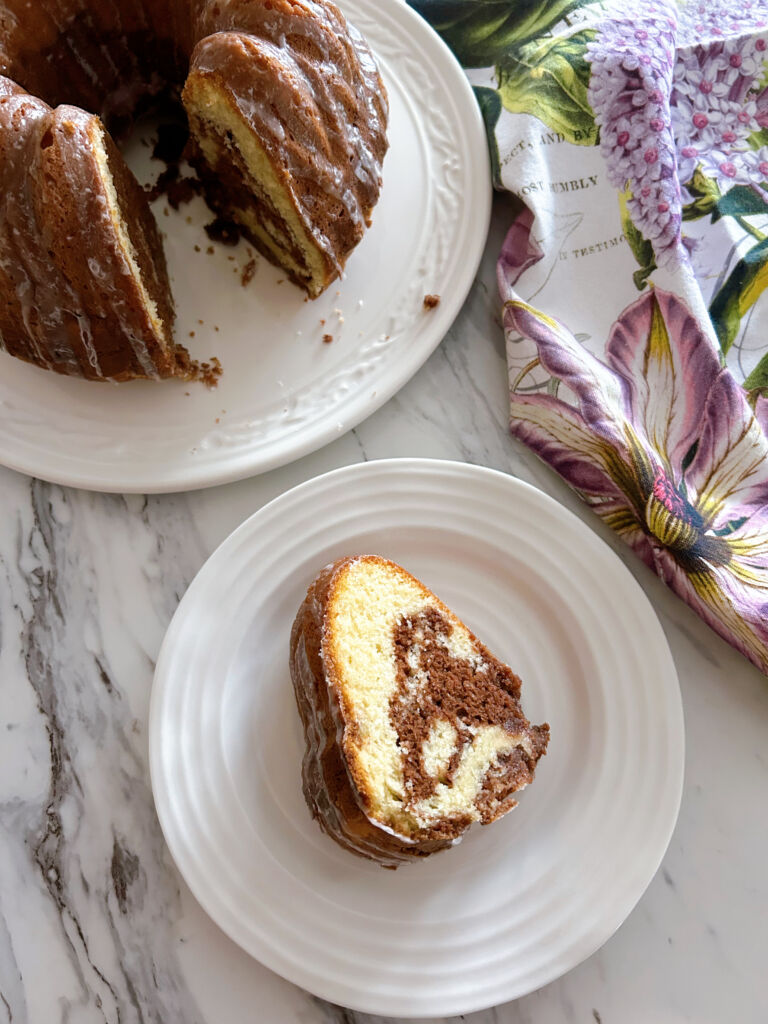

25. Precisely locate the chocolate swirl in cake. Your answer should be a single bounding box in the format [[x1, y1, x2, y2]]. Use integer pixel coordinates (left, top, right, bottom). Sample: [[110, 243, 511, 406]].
[[391, 607, 548, 827], [290, 560, 453, 867], [290, 556, 550, 868]]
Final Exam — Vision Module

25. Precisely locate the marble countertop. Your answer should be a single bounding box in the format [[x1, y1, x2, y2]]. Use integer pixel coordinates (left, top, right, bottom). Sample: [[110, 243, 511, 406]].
[[1, 193, 767, 1024]]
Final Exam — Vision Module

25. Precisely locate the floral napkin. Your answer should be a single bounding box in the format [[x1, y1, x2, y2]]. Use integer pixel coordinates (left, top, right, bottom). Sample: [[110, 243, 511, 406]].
[[409, 0, 768, 674]]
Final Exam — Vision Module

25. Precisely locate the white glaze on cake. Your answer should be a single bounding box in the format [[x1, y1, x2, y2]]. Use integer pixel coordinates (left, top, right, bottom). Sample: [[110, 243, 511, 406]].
[[0, 0, 388, 378]]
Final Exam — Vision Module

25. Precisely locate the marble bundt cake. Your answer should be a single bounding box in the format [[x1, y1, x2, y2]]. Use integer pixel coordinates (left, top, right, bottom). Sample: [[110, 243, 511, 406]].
[[290, 556, 550, 867], [0, 0, 388, 381], [0, 80, 188, 381]]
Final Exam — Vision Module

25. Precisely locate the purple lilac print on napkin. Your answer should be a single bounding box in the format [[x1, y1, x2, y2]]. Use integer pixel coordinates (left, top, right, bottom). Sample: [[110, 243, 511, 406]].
[[411, 0, 768, 673]]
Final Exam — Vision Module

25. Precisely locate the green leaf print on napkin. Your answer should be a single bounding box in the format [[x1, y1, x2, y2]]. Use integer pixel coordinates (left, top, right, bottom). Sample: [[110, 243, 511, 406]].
[[712, 185, 768, 222], [497, 30, 598, 146], [619, 187, 656, 290], [474, 86, 503, 187], [743, 351, 768, 394], [681, 167, 720, 221], [710, 236, 768, 356], [679, 171, 768, 358], [409, 0, 587, 67]]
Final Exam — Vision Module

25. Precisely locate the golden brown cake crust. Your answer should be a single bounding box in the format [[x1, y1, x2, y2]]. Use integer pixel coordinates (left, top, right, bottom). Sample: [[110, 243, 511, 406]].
[[290, 559, 453, 868], [290, 557, 550, 868], [186, 1, 388, 293], [0, 0, 388, 379], [0, 87, 188, 380]]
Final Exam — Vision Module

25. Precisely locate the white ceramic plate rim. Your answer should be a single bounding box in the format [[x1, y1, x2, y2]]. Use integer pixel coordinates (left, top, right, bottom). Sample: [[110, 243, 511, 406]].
[[149, 458, 685, 1017], [0, 1, 491, 493]]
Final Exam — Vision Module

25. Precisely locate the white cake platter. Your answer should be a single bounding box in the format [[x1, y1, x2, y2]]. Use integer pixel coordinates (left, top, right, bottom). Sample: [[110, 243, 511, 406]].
[[150, 459, 685, 1016], [0, 0, 491, 493]]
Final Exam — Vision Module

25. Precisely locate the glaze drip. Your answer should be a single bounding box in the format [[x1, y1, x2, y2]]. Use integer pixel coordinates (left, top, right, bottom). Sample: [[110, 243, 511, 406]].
[[0, 0, 387, 380], [290, 557, 550, 868]]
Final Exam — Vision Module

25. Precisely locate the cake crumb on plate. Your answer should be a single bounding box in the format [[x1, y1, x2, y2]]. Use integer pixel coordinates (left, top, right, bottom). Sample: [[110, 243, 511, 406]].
[[241, 259, 257, 287]]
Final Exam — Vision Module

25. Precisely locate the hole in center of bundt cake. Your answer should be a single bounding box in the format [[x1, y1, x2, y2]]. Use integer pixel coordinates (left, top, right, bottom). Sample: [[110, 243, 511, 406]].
[[122, 99, 205, 213], [0, 1, 387, 381], [4, 15, 333, 305]]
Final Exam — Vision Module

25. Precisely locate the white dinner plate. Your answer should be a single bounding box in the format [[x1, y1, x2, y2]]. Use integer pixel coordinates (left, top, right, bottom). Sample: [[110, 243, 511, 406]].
[[149, 459, 685, 1017], [0, 0, 490, 493]]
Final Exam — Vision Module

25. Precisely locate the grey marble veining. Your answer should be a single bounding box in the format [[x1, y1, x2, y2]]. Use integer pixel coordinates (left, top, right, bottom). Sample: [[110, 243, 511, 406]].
[[0, 481, 205, 1024], [0, 193, 766, 1023]]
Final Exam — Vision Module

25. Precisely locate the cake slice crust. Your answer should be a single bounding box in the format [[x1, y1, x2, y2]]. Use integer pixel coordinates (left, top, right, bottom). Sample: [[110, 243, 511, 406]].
[[183, 70, 331, 296], [0, 86, 202, 381], [290, 556, 550, 867], [182, 1, 388, 299]]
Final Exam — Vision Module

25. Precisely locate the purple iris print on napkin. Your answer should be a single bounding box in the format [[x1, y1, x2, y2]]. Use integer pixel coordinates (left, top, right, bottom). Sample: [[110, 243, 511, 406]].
[[412, 0, 768, 673]]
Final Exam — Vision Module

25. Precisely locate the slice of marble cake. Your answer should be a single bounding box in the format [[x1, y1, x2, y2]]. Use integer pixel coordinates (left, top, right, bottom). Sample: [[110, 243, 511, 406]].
[[290, 555, 550, 867]]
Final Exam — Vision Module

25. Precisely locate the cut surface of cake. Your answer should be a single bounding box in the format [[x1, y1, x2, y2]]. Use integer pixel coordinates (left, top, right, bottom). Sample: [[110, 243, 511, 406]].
[[290, 556, 550, 867], [0, 0, 388, 380], [0, 85, 195, 381], [183, 2, 388, 298]]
